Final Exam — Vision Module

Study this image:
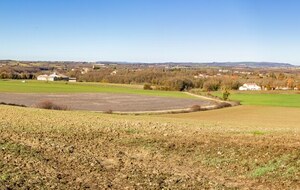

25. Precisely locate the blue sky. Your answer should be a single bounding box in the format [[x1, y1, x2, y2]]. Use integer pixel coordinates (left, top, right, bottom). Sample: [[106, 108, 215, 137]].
[[1, 0, 300, 64]]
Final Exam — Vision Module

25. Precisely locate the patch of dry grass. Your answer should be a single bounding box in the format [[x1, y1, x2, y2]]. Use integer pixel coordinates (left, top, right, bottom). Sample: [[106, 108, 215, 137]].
[[161, 105, 300, 132], [0, 105, 299, 189]]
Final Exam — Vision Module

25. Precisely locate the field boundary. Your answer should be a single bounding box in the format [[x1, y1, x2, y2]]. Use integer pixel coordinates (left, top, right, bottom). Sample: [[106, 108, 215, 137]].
[[96, 92, 236, 115], [184, 92, 239, 106], [98, 103, 234, 115]]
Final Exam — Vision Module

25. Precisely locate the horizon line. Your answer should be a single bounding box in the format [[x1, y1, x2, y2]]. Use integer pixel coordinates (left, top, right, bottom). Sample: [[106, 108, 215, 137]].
[[0, 59, 295, 65]]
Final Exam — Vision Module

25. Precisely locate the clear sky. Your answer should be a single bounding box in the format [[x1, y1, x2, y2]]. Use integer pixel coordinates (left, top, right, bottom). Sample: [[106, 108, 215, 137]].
[[1, 0, 300, 64]]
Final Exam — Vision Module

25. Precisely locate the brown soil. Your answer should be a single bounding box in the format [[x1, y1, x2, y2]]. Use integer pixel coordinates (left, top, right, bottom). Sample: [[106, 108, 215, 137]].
[[0, 93, 214, 112], [0, 106, 299, 189]]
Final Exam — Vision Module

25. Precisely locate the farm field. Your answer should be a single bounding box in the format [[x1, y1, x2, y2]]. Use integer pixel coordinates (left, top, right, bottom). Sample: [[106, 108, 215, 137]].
[[0, 92, 213, 112], [1, 105, 299, 189], [161, 105, 300, 131], [211, 91, 300, 107], [0, 80, 193, 99], [0, 80, 216, 112]]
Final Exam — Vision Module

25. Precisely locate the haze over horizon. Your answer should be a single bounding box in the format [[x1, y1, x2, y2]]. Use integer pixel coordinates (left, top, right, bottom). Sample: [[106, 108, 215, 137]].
[[1, 0, 300, 65]]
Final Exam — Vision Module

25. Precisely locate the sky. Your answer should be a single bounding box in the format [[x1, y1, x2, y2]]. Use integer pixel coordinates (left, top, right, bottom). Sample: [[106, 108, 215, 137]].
[[1, 0, 300, 64]]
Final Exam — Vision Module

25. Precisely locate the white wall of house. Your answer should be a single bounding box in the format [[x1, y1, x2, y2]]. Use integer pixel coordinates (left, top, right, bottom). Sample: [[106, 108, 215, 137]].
[[37, 73, 72, 82], [47, 76, 56, 81], [37, 75, 48, 81], [239, 83, 261, 91]]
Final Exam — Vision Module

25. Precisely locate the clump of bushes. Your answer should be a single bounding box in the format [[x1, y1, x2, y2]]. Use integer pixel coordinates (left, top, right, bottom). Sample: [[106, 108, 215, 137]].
[[165, 78, 194, 91], [143, 83, 153, 90], [215, 102, 232, 109], [222, 89, 230, 100], [203, 80, 221, 91], [36, 100, 69, 110], [190, 105, 201, 112]]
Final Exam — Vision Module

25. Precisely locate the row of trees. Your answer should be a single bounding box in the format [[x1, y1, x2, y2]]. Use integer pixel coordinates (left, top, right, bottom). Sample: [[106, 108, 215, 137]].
[[0, 66, 39, 79], [71, 68, 300, 91], [1, 65, 299, 91], [0, 72, 35, 79]]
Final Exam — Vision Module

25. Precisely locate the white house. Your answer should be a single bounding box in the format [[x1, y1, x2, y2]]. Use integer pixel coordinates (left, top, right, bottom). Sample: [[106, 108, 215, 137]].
[[37, 74, 49, 81], [48, 73, 59, 81], [239, 83, 261, 91], [37, 73, 70, 81]]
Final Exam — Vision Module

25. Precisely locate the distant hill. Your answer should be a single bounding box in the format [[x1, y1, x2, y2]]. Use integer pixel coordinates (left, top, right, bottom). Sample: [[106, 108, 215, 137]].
[[198, 62, 294, 68], [1, 60, 295, 68], [96, 61, 295, 68]]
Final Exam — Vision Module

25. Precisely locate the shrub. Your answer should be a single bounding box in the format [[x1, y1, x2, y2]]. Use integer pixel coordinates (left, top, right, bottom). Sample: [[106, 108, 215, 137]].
[[231, 81, 242, 90], [143, 83, 153, 90], [190, 105, 201, 112], [203, 80, 221, 91], [36, 100, 69, 110], [222, 90, 230, 100], [215, 102, 232, 109], [165, 78, 194, 91]]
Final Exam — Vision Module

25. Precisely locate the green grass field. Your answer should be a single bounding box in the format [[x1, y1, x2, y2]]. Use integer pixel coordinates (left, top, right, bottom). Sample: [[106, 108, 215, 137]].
[[0, 80, 194, 99], [212, 91, 300, 107]]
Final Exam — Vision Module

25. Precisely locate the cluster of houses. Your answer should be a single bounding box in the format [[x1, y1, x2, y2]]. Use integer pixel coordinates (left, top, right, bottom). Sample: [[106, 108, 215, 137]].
[[238, 83, 298, 91], [238, 83, 261, 91], [37, 73, 76, 82], [194, 73, 223, 79]]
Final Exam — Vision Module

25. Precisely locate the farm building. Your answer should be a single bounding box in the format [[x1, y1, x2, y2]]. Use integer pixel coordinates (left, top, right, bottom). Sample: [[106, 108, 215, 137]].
[[37, 73, 71, 82], [48, 73, 69, 81], [239, 83, 261, 91], [37, 74, 48, 81]]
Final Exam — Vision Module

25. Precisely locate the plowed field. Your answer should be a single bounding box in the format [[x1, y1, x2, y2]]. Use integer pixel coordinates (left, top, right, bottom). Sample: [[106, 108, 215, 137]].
[[1, 105, 299, 189], [0, 93, 213, 112]]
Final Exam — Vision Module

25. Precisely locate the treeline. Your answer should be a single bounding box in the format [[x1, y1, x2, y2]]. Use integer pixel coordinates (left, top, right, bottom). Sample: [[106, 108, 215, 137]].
[[1, 65, 299, 91], [70, 68, 203, 91], [69, 68, 300, 91], [0, 66, 38, 79], [0, 71, 35, 79]]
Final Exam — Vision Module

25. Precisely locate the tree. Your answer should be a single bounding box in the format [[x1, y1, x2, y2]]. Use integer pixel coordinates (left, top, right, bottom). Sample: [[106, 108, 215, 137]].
[[0, 72, 8, 79], [203, 79, 221, 91], [287, 78, 295, 89], [222, 89, 230, 101], [278, 73, 286, 80]]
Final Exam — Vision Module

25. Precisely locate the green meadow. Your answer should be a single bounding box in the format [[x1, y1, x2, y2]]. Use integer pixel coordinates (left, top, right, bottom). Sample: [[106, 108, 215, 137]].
[[0, 80, 194, 99], [212, 91, 300, 107]]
